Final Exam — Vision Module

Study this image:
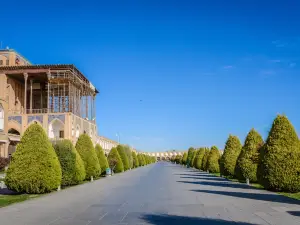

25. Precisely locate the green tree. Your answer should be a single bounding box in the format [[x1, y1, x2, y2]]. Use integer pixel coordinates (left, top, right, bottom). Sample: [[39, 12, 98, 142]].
[[132, 151, 139, 167], [107, 147, 124, 173], [175, 155, 182, 164], [117, 145, 130, 171], [123, 145, 133, 169], [235, 129, 264, 182], [207, 146, 220, 173], [75, 134, 101, 179], [138, 154, 146, 166], [182, 152, 188, 165], [53, 140, 85, 186], [6, 124, 62, 193], [95, 144, 109, 175], [201, 148, 210, 171], [171, 155, 176, 163], [258, 115, 300, 192], [194, 148, 205, 170], [186, 147, 195, 167], [220, 135, 242, 177], [191, 150, 199, 168]]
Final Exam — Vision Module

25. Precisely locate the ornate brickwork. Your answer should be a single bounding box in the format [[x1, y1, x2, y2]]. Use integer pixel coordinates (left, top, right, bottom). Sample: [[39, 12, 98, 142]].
[[48, 114, 65, 124], [8, 116, 22, 124], [28, 115, 43, 124]]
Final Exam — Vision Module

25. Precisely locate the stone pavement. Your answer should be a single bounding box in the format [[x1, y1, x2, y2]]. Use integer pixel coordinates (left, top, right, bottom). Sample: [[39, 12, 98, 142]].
[[0, 162, 300, 225]]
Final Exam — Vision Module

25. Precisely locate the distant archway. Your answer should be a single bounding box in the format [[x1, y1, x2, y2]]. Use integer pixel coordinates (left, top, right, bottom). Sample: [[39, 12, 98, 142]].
[[48, 119, 64, 139], [8, 128, 20, 135]]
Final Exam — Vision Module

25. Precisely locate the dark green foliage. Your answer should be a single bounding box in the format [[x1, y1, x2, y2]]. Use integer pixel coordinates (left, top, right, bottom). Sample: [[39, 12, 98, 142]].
[[182, 152, 188, 165], [220, 135, 242, 177], [186, 147, 195, 167], [6, 124, 62, 194], [258, 115, 300, 192], [75, 134, 101, 179], [175, 155, 182, 164], [107, 147, 124, 173], [171, 155, 176, 163], [132, 151, 139, 168], [117, 145, 130, 171], [201, 148, 210, 171], [123, 145, 133, 169], [137, 154, 146, 166], [95, 144, 109, 175], [207, 146, 220, 173], [191, 150, 198, 168], [235, 129, 264, 182], [194, 148, 205, 170], [54, 140, 85, 186], [0, 157, 9, 171]]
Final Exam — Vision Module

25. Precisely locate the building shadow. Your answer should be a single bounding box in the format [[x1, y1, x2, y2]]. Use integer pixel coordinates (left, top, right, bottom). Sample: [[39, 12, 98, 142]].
[[287, 211, 300, 217], [191, 189, 300, 205], [180, 176, 229, 182], [141, 214, 255, 225], [177, 180, 254, 189]]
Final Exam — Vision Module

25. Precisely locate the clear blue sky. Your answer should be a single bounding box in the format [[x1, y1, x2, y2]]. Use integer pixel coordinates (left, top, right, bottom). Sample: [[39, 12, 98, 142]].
[[1, 0, 300, 151]]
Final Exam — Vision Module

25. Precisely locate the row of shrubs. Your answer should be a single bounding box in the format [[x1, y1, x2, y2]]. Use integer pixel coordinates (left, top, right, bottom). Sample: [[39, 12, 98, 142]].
[[5, 123, 156, 194], [171, 115, 300, 193]]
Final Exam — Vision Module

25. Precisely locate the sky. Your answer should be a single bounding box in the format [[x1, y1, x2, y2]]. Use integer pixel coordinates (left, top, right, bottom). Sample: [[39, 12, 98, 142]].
[[1, 0, 300, 152]]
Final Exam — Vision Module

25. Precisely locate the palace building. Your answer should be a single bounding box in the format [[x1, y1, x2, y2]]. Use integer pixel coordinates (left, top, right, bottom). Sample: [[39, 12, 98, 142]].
[[0, 48, 117, 158]]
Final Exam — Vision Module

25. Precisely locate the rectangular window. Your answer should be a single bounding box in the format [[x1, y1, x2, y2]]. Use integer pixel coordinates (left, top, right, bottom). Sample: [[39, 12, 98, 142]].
[[59, 130, 64, 138], [6, 60, 9, 65], [0, 60, 3, 65]]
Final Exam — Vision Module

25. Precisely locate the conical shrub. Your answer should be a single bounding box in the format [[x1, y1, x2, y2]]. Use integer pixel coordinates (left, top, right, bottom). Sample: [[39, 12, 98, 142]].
[[182, 152, 188, 165], [258, 115, 300, 192], [117, 145, 130, 171], [220, 135, 242, 177], [76, 134, 101, 179], [95, 144, 109, 175], [195, 148, 205, 170], [108, 147, 124, 173], [235, 129, 264, 182], [132, 151, 139, 167], [201, 148, 210, 171], [138, 154, 145, 166], [207, 146, 221, 173], [6, 124, 61, 193], [124, 145, 133, 169], [186, 147, 195, 167], [175, 155, 182, 164], [54, 139, 85, 186], [191, 150, 198, 168]]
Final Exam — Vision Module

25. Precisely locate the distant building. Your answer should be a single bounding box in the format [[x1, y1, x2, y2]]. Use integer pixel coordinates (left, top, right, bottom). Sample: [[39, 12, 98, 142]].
[[0, 49, 117, 158]]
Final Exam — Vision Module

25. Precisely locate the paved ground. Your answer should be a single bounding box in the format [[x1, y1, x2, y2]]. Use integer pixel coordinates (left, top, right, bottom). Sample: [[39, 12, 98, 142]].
[[0, 162, 300, 225]]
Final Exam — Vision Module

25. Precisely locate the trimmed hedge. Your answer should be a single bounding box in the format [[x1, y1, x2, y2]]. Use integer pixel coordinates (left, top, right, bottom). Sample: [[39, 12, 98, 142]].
[[186, 147, 195, 167], [124, 145, 133, 169], [6, 124, 62, 194], [194, 148, 205, 170], [182, 152, 188, 165], [220, 135, 242, 177], [201, 148, 210, 171], [207, 146, 220, 173], [54, 139, 85, 186], [108, 147, 124, 173], [137, 154, 145, 166], [191, 150, 198, 168], [258, 115, 300, 192], [95, 144, 109, 175], [235, 129, 264, 182], [76, 134, 101, 179], [175, 155, 182, 164], [132, 151, 139, 168], [117, 145, 130, 171]]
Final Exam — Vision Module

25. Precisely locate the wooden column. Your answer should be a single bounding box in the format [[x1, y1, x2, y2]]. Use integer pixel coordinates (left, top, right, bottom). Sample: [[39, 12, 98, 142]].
[[30, 79, 33, 113], [47, 72, 51, 113], [23, 73, 28, 114]]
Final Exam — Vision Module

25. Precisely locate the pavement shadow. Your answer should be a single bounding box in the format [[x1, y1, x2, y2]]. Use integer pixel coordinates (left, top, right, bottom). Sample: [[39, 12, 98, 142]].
[[180, 176, 228, 182], [141, 214, 255, 225], [0, 188, 19, 195], [287, 211, 300, 217], [174, 173, 214, 177], [191, 189, 300, 205], [177, 180, 254, 189]]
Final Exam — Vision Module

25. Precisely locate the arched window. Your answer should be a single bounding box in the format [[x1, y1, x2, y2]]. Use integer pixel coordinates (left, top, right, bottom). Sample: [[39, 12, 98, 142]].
[[0, 104, 4, 131]]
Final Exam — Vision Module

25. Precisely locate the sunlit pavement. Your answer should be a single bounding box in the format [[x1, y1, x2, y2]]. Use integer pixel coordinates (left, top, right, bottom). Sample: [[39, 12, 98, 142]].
[[0, 162, 300, 225]]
